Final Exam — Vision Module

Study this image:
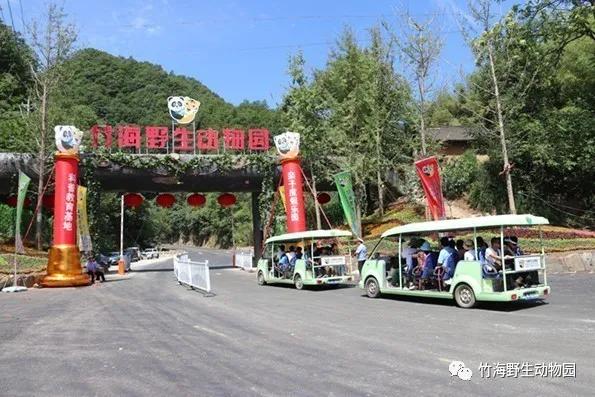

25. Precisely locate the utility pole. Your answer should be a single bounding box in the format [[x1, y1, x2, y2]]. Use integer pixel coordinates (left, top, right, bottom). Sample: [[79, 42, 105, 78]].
[[118, 194, 125, 275], [311, 173, 322, 230]]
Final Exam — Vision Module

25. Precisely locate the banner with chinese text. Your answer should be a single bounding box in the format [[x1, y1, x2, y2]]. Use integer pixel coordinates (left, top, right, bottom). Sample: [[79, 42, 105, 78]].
[[77, 186, 92, 252]]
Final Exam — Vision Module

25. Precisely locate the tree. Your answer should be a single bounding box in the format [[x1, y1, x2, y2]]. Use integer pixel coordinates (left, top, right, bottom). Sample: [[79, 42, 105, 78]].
[[282, 28, 412, 221], [461, 0, 594, 224], [383, 12, 443, 157], [0, 21, 34, 151], [465, 0, 519, 214], [28, 4, 77, 249]]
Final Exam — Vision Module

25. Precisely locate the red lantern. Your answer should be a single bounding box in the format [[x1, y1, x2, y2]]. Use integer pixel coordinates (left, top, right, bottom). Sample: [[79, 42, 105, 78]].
[[42, 193, 55, 210], [5, 195, 31, 208], [5, 195, 18, 207], [316, 192, 331, 205], [156, 193, 176, 208], [123, 193, 144, 208], [187, 193, 206, 207], [217, 193, 236, 208]]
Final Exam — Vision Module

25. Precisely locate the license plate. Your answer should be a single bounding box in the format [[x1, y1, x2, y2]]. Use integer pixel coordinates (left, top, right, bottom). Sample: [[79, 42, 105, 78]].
[[327, 278, 341, 284], [521, 290, 539, 300]]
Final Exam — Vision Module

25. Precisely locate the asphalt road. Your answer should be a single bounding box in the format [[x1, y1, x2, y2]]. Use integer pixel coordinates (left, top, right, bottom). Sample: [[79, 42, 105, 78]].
[[1, 249, 593, 397]]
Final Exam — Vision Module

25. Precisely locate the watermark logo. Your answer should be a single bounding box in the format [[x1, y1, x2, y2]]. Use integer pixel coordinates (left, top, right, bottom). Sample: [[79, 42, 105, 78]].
[[449, 361, 473, 381]]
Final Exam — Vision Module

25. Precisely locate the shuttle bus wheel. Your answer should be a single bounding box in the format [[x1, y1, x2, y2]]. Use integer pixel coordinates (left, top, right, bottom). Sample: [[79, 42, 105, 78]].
[[454, 283, 476, 308], [365, 277, 380, 298], [294, 274, 304, 290], [257, 271, 266, 286]]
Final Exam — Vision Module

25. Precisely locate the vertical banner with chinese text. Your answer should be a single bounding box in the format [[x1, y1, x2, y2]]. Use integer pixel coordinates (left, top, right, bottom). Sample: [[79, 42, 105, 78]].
[[53, 155, 79, 245], [414, 156, 446, 220], [274, 132, 306, 233], [281, 160, 307, 233], [77, 186, 92, 252], [15, 171, 31, 254], [334, 171, 361, 238]]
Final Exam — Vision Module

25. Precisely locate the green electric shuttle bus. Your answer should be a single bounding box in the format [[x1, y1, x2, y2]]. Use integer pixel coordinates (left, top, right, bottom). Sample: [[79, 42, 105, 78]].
[[257, 229, 355, 289], [360, 214, 551, 308]]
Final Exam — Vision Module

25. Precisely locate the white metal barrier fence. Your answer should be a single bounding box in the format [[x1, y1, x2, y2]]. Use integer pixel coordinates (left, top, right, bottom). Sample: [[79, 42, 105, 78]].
[[174, 253, 211, 293], [235, 250, 254, 271]]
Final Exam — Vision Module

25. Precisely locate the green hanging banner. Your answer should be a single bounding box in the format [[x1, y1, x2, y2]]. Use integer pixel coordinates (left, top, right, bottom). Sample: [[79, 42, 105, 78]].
[[15, 171, 31, 254], [333, 171, 361, 238]]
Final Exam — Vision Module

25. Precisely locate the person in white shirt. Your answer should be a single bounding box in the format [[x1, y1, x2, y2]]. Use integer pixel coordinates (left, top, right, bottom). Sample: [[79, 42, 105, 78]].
[[402, 239, 421, 287], [287, 246, 296, 262], [485, 237, 508, 271], [354, 238, 367, 277], [463, 239, 476, 261]]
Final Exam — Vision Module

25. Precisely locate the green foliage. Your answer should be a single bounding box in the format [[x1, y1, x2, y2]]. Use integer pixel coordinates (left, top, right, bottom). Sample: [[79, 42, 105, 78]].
[[282, 27, 414, 215], [0, 22, 33, 113], [0, 204, 15, 241], [0, 22, 35, 152], [55, 48, 240, 128], [442, 151, 479, 200], [433, 1, 595, 227]]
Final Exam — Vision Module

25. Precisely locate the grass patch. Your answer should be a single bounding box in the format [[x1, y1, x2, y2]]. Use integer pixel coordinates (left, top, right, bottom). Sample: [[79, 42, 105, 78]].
[[0, 254, 47, 273]]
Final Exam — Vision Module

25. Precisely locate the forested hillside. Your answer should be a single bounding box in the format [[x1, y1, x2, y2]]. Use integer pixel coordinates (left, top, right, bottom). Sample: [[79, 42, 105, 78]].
[[0, 24, 284, 250]]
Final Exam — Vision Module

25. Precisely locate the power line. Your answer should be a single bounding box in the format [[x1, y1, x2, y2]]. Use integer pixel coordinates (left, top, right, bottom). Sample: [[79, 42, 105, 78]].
[[18, 0, 25, 28], [518, 192, 594, 221], [5, 0, 16, 32], [118, 11, 469, 29]]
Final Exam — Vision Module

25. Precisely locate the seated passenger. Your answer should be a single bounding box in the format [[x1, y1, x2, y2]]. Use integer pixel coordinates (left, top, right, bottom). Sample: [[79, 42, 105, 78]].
[[437, 237, 457, 279], [503, 237, 516, 257], [295, 246, 303, 260], [463, 239, 476, 261], [441, 248, 459, 285], [330, 243, 338, 255], [413, 242, 436, 290], [287, 246, 296, 263], [508, 236, 535, 287], [485, 237, 514, 280], [402, 239, 421, 288], [456, 239, 465, 262], [275, 245, 286, 263], [510, 236, 524, 256], [485, 237, 502, 271], [278, 250, 290, 277], [476, 236, 488, 264]]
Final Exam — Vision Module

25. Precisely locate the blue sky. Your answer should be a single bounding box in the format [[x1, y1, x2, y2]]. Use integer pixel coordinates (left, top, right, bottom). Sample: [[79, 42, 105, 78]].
[[6, 0, 516, 106]]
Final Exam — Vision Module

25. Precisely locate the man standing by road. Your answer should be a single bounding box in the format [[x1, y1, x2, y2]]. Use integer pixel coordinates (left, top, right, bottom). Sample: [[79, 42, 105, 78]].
[[354, 237, 367, 278], [86, 255, 97, 284]]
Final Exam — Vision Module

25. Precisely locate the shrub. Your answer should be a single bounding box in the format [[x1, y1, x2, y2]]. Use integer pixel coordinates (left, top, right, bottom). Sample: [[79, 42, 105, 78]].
[[442, 150, 479, 200]]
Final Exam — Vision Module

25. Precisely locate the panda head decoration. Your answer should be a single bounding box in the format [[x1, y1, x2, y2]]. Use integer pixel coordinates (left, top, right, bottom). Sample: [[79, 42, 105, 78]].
[[54, 125, 83, 154], [167, 96, 201, 125], [273, 131, 300, 160]]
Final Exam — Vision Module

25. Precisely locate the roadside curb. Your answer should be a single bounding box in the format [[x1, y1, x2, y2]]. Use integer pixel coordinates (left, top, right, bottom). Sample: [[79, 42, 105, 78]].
[[547, 251, 593, 273]]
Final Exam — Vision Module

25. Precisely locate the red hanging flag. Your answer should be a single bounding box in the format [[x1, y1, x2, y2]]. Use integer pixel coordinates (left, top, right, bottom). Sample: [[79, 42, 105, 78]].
[[414, 156, 446, 220]]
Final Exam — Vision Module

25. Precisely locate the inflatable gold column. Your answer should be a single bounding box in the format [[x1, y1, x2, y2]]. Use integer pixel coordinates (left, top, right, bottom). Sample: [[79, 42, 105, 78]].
[[41, 126, 90, 287]]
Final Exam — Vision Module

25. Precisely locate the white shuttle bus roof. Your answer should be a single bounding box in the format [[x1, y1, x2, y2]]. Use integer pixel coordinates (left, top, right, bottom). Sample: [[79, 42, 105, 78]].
[[265, 229, 353, 244], [381, 214, 549, 238]]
